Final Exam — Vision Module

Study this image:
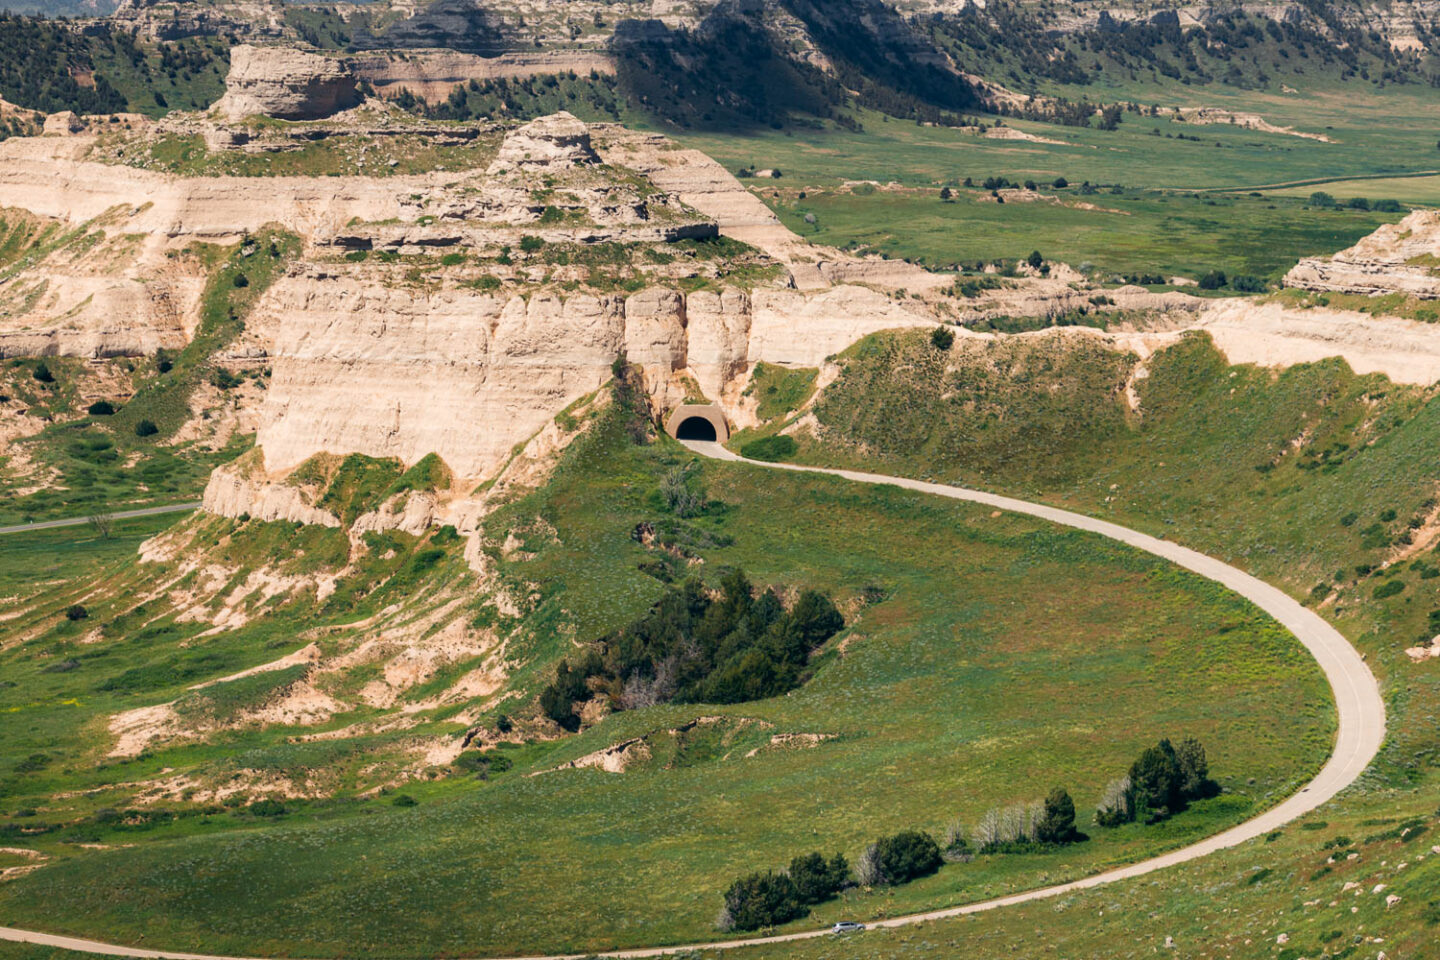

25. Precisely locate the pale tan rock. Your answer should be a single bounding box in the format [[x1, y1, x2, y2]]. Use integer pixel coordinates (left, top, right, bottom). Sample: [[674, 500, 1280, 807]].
[[624, 286, 687, 374], [1196, 298, 1440, 385], [747, 286, 934, 367], [1286, 209, 1440, 298], [42, 111, 87, 136], [252, 279, 626, 477], [488, 111, 598, 173], [214, 45, 361, 121], [202, 461, 341, 527], [686, 288, 752, 400], [351, 50, 615, 104]]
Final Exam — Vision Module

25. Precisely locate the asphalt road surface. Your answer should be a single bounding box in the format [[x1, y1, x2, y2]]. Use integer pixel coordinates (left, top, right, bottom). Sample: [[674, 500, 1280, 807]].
[[0, 503, 201, 537]]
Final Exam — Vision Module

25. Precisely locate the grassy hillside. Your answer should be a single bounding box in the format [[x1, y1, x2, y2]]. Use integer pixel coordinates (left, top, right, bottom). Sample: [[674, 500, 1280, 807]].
[[719, 328, 1440, 954], [0, 386, 1331, 956], [0, 16, 226, 118]]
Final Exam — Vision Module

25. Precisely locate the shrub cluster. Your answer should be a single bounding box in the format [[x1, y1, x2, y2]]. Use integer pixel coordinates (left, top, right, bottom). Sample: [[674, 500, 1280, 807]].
[[539, 569, 844, 728], [1096, 737, 1217, 826], [717, 852, 846, 932], [718, 851, 849, 931], [856, 830, 944, 886], [965, 787, 1083, 853], [739, 435, 798, 462]]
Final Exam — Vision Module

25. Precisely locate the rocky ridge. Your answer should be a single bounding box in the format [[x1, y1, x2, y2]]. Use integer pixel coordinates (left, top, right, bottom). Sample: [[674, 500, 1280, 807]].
[[215, 44, 363, 121], [1285, 209, 1440, 298]]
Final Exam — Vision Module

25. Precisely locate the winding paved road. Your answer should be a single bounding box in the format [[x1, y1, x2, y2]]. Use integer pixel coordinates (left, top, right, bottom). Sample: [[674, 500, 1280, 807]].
[[0, 503, 200, 537], [0, 446, 1386, 960]]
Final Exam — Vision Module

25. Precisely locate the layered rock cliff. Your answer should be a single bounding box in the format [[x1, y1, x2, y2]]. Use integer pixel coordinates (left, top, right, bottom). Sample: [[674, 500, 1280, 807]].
[[1285, 209, 1440, 298], [215, 45, 362, 121]]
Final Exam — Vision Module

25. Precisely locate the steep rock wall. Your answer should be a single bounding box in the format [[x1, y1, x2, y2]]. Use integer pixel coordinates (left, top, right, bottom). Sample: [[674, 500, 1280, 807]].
[[245, 275, 931, 484], [0, 138, 439, 241], [253, 277, 632, 476]]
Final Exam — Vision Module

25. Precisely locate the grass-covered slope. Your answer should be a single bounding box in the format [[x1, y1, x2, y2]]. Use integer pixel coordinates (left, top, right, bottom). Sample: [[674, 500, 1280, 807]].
[[0, 385, 1332, 956], [722, 327, 1440, 957]]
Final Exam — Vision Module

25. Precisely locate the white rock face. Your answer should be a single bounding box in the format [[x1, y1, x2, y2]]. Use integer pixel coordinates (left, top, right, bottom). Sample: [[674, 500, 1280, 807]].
[[1286, 209, 1440, 298], [686, 288, 753, 401], [214, 45, 361, 121], [488, 111, 598, 173], [1196, 297, 1440, 385], [245, 275, 935, 483], [253, 278, 628, 476], [202, 463, 342, 527]]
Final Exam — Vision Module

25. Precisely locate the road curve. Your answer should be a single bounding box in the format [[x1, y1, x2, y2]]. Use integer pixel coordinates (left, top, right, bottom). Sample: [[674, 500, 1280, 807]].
[[0, 502, 201, 537], [0, 447, 1386, 960]]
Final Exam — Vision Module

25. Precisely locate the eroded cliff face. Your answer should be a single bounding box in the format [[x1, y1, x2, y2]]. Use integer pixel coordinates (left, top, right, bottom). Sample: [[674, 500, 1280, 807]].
[[1285, 209, 1440, 298], [215, 45, 362, 121], [247, 270, 931, 480], [255, 281, 628, 476]]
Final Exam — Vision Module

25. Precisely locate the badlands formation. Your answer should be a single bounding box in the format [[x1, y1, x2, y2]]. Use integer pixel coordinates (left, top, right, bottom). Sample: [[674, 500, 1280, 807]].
[[1285, 208, 1440, 297], [6, 47, 1440, 535]]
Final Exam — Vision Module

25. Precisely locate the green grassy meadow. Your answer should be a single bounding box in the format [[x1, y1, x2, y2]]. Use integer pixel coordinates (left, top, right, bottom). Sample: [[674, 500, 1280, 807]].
[[0, 398, 1333, 956], [1269, 174, 1440, 205], [673, 82, 1440, 278], [771, 187, 1395, 278]]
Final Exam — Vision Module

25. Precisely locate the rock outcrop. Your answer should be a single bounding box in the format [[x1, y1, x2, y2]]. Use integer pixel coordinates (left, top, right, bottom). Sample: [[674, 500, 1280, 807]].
[[488, 111, 598, 172], [246, 274, 932, 482], [214, 45, 362, 121], [1285, 209, 1440, 298], [350, 50, 615, 104]]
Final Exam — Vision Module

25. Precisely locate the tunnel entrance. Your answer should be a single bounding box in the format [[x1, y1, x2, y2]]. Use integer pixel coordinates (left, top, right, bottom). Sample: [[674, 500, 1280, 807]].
[[663, 403, 729, 442], [675, 417, 718, 441]]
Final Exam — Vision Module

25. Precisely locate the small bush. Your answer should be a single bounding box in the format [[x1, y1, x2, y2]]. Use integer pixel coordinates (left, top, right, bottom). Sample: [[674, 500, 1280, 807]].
[[931, 326, 955, 351], [1035, 787, 1080, 844], [788, 852, 849, 904], [1229, 275, 1266, 293], [210, 368, 241, 390], [519, 235, 544, 253], [247, 799, 286, 817], [1374, 580, 1406, 599], [740, 435, 798, 462], [32, 362, 54, 383], [87, 400, 115, 416], [391, 794, 418, 807], [660, 461, 707, 517], [1198, 270, 1227, 290], [134, 419, 159, 438], [65, 605, 88, 621], [440, 252, 465, 266], [15, 753, 50, 773]]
